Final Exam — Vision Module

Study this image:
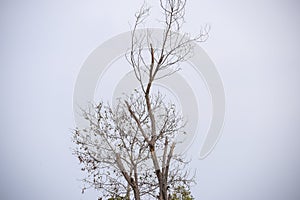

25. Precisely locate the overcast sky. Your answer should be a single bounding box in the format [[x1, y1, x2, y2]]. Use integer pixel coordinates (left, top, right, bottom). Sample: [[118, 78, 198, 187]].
[[1, 0, 300, 200]]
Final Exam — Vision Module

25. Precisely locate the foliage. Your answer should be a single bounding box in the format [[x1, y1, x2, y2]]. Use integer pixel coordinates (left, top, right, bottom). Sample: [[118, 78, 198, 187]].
[[170, 186, 194, 200]]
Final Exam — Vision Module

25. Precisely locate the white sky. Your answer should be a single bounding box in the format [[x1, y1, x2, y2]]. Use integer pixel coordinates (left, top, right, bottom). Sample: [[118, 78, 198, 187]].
[[1, 0, 300, 200]]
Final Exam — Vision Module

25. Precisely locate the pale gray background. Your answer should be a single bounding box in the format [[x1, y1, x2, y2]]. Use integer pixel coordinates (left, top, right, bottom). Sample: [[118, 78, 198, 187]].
[[1, 0, 300, 200]]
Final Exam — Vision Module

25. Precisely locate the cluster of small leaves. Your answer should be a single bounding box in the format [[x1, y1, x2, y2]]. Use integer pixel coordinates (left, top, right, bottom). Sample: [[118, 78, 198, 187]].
[[170, 186, 194, 200], [73, 101, 137, 198], [102, 185, 194, 200], [73, 90, 192, 199]]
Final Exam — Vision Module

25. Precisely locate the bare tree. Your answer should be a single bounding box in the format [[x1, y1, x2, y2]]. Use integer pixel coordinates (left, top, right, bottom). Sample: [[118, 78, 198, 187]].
[[73, 0, 209, 199]]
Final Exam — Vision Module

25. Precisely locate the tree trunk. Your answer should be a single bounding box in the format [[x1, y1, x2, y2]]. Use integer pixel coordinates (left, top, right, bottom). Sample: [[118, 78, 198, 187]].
[[132, 185, 140, 200]]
